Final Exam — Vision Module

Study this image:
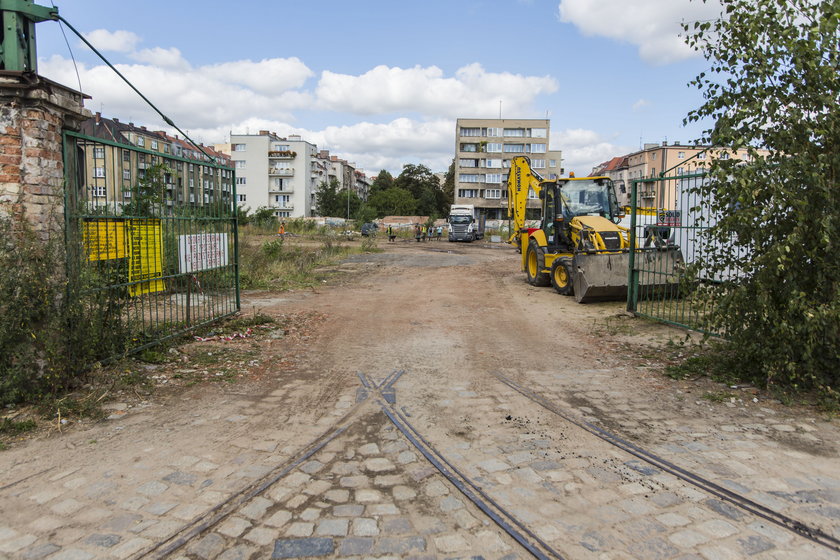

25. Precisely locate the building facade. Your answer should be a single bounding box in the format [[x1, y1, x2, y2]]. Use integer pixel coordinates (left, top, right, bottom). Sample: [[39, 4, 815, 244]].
[[454, 118, 563, 220], [225, 131, 321, 218], [78, 113, 232, 213], [594, 142, 769, 210]]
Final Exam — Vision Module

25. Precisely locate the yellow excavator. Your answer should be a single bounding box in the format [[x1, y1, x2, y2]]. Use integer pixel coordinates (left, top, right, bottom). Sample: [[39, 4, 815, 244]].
[[507, 156, 682, 303]]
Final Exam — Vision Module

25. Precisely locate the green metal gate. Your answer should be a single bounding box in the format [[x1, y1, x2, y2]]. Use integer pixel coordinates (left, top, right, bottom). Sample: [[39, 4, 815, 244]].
[[626, 171, 727, 335], [63, 129, 239, 360]]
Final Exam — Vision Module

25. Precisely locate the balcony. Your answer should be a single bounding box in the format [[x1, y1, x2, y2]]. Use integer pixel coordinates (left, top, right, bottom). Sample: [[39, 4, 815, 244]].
[[269, 186, 294, 194], [270, 203, 294, 210], [640, 190, 656, 199], [269, 167, 294, 176], [268, 150, 296, 159]]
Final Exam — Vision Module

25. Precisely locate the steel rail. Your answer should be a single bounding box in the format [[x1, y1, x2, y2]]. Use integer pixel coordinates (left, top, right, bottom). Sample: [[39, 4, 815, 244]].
[[491, 371, 840, 554], [377, 399, 565, 560]]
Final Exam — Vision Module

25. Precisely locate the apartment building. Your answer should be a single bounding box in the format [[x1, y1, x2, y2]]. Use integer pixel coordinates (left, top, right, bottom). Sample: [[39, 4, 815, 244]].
[[454, 118, 563, 220], [594, 141, 768, 210], [78, 113, 232, 212], [226, 131, 321, 218]]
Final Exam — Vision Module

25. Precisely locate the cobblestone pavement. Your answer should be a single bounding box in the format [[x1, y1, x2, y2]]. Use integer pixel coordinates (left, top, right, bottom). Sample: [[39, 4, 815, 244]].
[[1, 244, 838, 560]]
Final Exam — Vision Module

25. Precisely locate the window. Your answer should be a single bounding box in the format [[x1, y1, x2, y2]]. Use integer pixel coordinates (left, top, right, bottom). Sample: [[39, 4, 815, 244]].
[[531, 159, 545, 168], [273, 144, 290, 151], [504, 144, 525, 153], [502, 159, 512, 168], [503, 128, 525, 137], [530, 144, 546, 153], [485, 127, 502, 137], [236, 177, 246, 185], [697, 152, 706, 159], [460, 143, 478, 152], [189, 177, 195, 188], [123, 150, 130, 162], [233, 144, 246, 152], [458, 189, 479, 198], [136, 136, 144, 147], [94, 167, 105, 178], [93, 147, 105, 159], [720, 152, 730, 160], [460, 127, 481, 137], [677, 167, 685, 175], [234, 160, 246, 169], [651, 153, 657, 160], [486, 143, 503, 153], [678, 151, 685, 159], [485, 189, 502, 199], [275, 211, 291, 218], [274, 194, 291, 207], [531, 128, 547, 138], [528, 190, 538, 199], [91, 186, 106, 197], [549, 159, 557, 167], [486, 173, 503, 183], [163, 144, 170, 154], [151, 140, 158, 150], [123, 169, 131, 180], [460, 174, 480, 183], [485, 159, 502, 168], [459, 158, 479, 168]]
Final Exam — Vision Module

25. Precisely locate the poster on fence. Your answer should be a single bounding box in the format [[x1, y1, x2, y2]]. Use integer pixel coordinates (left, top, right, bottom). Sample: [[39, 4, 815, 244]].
[[127, 219, 165, 297], [178, 233, 229, 273], [82, 219, 127, 261]]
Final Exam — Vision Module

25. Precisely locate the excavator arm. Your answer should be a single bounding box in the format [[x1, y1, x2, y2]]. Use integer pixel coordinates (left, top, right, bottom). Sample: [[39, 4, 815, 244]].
[[506, 156, 544, 244]]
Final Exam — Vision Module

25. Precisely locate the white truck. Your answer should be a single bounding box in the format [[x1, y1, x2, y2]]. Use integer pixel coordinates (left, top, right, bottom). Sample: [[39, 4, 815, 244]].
[[448, 204, 484, 242]]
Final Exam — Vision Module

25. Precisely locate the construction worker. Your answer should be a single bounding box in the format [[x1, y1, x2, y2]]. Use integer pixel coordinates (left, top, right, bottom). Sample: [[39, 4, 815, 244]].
[[387, 225, 396, 243], [421, 224, 427, 241]]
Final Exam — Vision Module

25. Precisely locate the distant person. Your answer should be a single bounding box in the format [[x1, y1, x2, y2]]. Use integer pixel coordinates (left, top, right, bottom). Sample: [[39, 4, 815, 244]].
[[421, 224, 427, 241], [414, 224, 422, 242], [278, 221, 286, 236], [387, 225, 396, 243], [436, 225, 442, 241]]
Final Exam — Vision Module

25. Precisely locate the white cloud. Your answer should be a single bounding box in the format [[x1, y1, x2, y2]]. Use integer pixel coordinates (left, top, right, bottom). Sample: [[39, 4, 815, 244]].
[[315, 63, 558, 117], [204, 58, 314, 95], [130, 47, 190, 70], [557, 0, 723, 64], [551, 128, 633, 175], [632, 98, 650, 111], [81, 29, 141, 53]]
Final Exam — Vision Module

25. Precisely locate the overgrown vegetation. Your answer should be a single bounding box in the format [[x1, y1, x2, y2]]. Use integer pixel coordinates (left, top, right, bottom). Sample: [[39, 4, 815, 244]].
[[0, 211, 135, 405], [679, 0, 839, 398]]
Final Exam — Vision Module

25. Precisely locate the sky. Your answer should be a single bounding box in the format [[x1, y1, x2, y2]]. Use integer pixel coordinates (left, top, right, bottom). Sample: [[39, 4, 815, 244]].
[[35, 0, 725, 176]]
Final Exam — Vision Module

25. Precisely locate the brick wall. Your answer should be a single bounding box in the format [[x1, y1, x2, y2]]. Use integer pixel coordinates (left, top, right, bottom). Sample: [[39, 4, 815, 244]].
[[0, 74, 89, 237]]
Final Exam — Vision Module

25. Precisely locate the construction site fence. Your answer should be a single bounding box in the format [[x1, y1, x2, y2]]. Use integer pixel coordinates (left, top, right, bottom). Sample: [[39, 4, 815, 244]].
[[626, 172, 733, 336], [62, 131, 240, 361]]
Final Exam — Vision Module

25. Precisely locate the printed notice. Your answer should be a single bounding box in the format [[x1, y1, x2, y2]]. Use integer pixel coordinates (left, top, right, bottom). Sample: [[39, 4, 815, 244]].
[[178, 233, 229, 273]]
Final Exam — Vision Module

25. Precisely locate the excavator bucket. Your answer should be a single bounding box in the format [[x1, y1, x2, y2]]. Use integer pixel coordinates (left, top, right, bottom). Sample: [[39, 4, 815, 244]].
[[573, 248, 684, 303]]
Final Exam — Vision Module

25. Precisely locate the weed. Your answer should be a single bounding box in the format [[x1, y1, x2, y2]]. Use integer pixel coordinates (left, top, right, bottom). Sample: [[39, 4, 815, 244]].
[[701, 391, 736, 403], [0, 418, 37, 435], [137, 350, 170, 364]]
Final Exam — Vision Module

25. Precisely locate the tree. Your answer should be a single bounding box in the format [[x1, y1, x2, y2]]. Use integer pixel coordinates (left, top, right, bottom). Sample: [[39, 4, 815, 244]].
[[369, 170, 394, 197], [684, 0, 839, 392], [442, 159, 455, 206], [122, 162, 168, 217], [368, 187, 416, 216], [394, 163, 447, 217]]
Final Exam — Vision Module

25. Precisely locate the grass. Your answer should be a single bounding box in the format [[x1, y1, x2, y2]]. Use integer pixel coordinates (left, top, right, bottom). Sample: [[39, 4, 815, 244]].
[[701, 391, 737, 403], [0, 418, 37, 435], [238, 229, 376, 290]]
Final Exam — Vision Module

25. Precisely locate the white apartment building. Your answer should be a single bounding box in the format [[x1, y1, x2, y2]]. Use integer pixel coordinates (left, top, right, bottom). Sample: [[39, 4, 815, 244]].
[[225, 131, 320, 218], [454, 118, 563, 220]]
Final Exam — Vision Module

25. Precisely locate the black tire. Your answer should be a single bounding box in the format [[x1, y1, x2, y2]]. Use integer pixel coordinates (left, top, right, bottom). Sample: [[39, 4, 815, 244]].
[[550, 257, 575, 296], [525, 240, 550, 287]]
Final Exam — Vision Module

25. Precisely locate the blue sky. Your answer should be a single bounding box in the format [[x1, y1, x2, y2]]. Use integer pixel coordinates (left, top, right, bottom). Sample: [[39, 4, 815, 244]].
[[35, 0, 723, 175]]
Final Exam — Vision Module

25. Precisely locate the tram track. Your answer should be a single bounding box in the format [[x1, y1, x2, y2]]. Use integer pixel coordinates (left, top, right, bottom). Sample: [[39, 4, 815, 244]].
[[128, 368, 838, 559], [490, 370, 840, 555]]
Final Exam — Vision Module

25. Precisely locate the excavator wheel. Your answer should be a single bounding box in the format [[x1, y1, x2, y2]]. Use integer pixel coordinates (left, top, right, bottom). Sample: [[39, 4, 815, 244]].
[[526, 240, 551, 287], [550, 257, 574, 296]]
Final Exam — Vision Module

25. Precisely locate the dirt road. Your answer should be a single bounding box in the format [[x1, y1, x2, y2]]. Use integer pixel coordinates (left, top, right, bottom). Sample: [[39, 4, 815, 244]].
[[1, 240, 838, 559]]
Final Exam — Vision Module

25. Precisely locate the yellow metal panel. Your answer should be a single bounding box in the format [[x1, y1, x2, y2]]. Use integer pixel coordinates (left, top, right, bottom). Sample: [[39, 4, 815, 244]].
[[127, 219, 165, 297], [83, 219, 127, 261]]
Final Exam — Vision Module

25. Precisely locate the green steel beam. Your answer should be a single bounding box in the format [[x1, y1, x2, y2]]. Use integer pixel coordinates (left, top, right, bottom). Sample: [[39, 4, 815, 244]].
[[0, 0, 58, 72]]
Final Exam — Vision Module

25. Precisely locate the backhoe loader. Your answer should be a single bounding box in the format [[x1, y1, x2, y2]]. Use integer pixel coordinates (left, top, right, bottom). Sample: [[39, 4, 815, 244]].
[[506, 156, 682, 303]]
